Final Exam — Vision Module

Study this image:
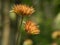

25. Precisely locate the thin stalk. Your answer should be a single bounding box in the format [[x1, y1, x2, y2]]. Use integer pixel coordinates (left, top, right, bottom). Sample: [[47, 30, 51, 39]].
[[16, 16, 24, 45]]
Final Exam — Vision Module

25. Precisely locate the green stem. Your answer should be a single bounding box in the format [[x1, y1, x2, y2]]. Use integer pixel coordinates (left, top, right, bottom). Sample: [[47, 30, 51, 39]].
[[16, 16, 24, 45]]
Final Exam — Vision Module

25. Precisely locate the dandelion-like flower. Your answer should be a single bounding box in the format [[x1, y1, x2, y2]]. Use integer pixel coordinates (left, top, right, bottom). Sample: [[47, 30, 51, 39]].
[[12, 4, 35, 16], [25, 20, 40, 35], [52, 31, 60, 39]]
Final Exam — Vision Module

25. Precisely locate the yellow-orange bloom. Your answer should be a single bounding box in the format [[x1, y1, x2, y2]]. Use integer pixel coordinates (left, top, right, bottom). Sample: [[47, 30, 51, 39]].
[[52, 30, 60, 39], [25, 20, 40, 35], [13, 4, 35, 15]]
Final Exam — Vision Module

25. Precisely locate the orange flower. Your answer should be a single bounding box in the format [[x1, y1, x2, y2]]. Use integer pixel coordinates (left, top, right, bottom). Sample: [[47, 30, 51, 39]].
[[25, 20, 40, 35], [13, 4, 35, 15], [52, 30, 60, 39]]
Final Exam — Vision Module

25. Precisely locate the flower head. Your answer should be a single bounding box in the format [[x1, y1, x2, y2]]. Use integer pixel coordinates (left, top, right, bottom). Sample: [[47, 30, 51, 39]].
[[12, 4, 35, 16], [25, 20, 40, 35], [52, 30, 60, 39], [23, 39, 33, 45]]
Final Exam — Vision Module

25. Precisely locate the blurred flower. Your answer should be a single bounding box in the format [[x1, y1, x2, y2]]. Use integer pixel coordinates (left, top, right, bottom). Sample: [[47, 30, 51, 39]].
[[53, 12, 60, 29], [12, 4, 35, 16], [51, 42, 57, 45], [52, 31, 60, 39], [9, 12, 16, 20], [23, 39, 33, 45], [25, 20, 40, 35]]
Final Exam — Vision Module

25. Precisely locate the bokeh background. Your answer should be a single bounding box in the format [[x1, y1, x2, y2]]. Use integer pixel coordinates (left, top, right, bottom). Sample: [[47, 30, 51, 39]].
[[0, 0, 60, 45]]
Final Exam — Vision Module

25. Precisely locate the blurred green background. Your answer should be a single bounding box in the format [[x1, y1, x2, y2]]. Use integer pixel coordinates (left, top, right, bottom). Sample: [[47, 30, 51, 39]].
[[0, 0, 60, 45]]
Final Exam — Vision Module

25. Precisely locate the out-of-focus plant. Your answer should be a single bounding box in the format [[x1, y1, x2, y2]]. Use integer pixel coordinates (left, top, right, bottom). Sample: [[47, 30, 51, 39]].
[[9, 12, 16, 21], [52, 30, 60, 39], [53, 12, 60, 30], [51, 42, 57, 45], [10, 4, 40, 45], [23, 39, 33, 45], [51, 30, 60, 45]]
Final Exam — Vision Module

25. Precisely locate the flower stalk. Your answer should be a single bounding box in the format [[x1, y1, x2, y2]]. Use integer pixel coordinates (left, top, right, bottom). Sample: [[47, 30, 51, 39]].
[[16, 15, 24, 45]]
